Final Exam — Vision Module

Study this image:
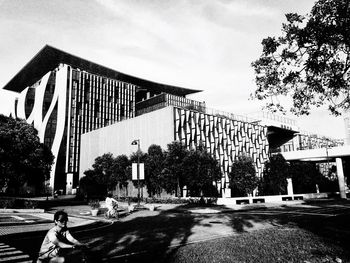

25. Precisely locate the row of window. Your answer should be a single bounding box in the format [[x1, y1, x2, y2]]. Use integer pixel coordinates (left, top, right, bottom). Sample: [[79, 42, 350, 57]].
[[66, 69, 137, 173]]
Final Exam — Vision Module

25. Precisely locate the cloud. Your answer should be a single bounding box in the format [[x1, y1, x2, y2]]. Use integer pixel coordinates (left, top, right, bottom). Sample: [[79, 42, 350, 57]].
[[0, 0, 342, 138]]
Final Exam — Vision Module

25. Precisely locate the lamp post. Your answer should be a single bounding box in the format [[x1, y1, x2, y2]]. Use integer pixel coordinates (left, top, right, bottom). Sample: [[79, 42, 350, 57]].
[[325, 139, 330, 177], [131, 139, 141, 207]]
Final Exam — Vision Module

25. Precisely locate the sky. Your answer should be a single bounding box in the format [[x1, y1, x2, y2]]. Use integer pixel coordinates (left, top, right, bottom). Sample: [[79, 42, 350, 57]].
[[0, 0, 346, 139]]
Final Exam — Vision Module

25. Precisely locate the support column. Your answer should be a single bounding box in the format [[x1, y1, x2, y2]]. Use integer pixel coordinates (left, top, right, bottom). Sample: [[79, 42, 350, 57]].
[[336, 158, 347, 199], [223, 188, 231, 198], [287, 178, 294, 196]]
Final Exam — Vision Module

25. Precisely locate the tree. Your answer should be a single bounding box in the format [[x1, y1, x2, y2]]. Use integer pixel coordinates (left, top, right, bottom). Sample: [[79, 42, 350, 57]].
[[91, 153, 118, 192], [229, 154, 258, 197], [79, 169, 106, 199], [145, 144, 165, 197], [162, 141, 189, 196], [81, 153, 131, 198], [252, 0, 350, 116], [114, 154, 130, 195], [0, 114, 54, 195], [260, 154, 289, 195], [182, 145, 221, 197], [289, 161, 322, 194]]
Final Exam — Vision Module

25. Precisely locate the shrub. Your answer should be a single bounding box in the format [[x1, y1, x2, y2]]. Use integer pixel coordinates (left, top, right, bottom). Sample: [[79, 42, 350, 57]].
[[0, 198, 15, 208], [142, 197, 218, 205], [229, 155, 258, 196], [23, 200, 39, 209], [88, 199, 101, 209]]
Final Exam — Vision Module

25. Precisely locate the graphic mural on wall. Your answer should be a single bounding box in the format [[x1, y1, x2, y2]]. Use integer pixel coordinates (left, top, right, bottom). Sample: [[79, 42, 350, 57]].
[[174, 107, 269, 193], [12, 64, 136, 190]]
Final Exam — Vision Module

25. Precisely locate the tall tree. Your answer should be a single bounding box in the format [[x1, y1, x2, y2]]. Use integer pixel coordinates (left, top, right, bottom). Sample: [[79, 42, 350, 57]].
[[229, 154, 258, 197], [145, 144, 165, 197], [79, 169, 106, 199], [114, 154, 130, 193], [252, 0, 350, 116], [260, 154, 289, 195], [91, 153, 118, 192], [183, 145, 221, 197], [0, 114, 54, 194], [162, 141, 189, 196]]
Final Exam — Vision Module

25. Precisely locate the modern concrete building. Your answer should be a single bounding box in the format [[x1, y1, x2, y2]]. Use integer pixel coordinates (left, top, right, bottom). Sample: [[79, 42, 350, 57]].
[[3, 45, 346, 198], [80, 106, 270, 197], [3, 45, 200, 192]]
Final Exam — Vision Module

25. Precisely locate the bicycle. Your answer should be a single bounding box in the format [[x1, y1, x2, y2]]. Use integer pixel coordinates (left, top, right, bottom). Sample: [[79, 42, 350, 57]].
[[35, 244, 91, 263], [104, 203, 119, 220]]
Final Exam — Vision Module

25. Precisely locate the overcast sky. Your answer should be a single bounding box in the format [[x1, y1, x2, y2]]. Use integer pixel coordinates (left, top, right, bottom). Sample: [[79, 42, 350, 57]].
[[0, 0, 346, 139]]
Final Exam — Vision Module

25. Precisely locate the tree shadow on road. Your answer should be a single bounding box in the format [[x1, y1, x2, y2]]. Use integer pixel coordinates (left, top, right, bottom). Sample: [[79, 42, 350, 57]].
[[4, 201, 350, 262], [79, 209, 198, 262], [76, 206, 275, 262]]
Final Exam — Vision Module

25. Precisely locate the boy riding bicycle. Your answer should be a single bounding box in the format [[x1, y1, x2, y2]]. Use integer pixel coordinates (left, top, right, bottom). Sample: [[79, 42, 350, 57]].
[[105, 192, 118, 219]]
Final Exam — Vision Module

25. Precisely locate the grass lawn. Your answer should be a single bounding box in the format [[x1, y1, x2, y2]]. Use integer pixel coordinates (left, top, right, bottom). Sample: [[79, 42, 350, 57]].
[[121, 226, 349, 263], [70, 200, 350, 263], [110, 205, 350, 263], [167, 227, 348, 263]]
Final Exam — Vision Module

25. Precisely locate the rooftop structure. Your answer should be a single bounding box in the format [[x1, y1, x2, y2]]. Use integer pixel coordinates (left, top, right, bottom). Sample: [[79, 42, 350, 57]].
[[4, 45, 200, 97]]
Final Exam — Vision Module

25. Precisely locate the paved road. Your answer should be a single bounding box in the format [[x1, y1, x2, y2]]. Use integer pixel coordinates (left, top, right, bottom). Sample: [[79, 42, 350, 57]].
[[0, 242, 32, 263], [1, 200, 350, 262]]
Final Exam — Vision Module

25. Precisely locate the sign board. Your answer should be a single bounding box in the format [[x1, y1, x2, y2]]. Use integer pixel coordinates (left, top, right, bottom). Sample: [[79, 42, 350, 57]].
[[132, 163, 144, 180]]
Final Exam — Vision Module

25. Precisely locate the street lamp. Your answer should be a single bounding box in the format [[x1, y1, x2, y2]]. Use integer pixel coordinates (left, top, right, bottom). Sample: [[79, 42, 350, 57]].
[[325, 139, 331, 179], [131, 139, 141, 207]]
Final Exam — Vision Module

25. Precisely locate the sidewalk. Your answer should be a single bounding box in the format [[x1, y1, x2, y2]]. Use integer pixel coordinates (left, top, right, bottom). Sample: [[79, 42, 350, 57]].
[[0, 201, 159, 237], [0, 198, 340, 237], [0, 211, 102, 236]]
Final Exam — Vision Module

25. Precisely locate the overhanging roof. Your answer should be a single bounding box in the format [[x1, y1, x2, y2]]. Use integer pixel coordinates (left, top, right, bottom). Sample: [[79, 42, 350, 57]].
[[267, 126, 299, 149], [3, 45, 201, 96]]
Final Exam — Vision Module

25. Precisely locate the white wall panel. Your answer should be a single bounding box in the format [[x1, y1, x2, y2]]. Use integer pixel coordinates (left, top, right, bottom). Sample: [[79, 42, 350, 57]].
[[80, 106, 175, 179]]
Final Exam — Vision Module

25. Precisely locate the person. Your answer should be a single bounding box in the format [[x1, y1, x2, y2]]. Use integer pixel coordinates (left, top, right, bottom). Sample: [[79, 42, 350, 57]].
[[37, 210, 87, 263], [105, 192, 118, 218]]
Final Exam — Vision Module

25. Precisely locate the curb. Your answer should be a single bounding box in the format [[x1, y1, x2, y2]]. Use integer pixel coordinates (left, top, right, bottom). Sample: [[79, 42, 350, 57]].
[[0, 208, 45, 213]]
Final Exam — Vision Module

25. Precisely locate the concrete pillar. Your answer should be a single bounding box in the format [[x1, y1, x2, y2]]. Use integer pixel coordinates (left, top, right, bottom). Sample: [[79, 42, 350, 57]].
[[66, 173, 73, 195], [182, 186, 187, 197], [336, 158, 347, 199], [223, 188, 231, 198], [287, 178, 294, 196]]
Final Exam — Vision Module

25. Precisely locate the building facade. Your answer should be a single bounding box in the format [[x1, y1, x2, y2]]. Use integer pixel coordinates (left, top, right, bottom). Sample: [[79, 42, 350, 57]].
[[79, 106, 269, 197], [4, 45, 342, 196], [4, 45, 198, 192]]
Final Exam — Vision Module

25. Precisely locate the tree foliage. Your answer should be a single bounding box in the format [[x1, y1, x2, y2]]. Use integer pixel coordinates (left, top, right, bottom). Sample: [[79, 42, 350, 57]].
[[229, 155, 258, 196], [92, 153, 118, 191], [289, 161, 323, 194], [80, 141, 223, 198], [0, 114, 54, 195], [252, 0, 350, 115], [260, 154, 289, 195], [183, 144, 221, 197], [145, 144, 165, 197], [161, 141, 189, 196], [79, 169, 106, 198], [114, 154, 130, 189]]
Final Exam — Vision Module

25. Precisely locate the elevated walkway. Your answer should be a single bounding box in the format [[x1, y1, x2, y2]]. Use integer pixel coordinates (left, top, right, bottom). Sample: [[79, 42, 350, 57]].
[[280, 145, 350, 199], [281, 145, 350, 161]]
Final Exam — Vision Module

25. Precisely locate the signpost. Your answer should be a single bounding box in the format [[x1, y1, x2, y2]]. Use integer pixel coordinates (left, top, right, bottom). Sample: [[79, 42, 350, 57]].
[[131, 139, 142, 207]]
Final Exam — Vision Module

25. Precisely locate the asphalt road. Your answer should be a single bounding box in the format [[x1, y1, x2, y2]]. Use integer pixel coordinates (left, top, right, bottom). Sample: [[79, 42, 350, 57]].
[[1, 200, 350, 262]]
